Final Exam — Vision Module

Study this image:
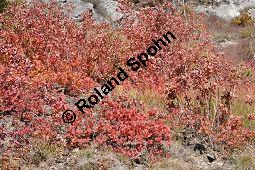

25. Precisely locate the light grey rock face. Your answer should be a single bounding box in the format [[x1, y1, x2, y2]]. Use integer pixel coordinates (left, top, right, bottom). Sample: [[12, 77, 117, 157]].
[[27, 0, 123, 24], [71, 1, 104, 23], [234, 0, 255, 10], [196, 0, 255, 20], [212, 3, 240, 19], [196, 5, 239, 20], [93, 0, 123, 22], [248, 8, 255, 18], [72, 0, 123, 23]]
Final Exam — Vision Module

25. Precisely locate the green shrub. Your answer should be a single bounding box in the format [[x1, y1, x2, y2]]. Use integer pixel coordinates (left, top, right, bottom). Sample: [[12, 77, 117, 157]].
[[243, 69, 253, 77], [240, 30, 252, 39], [0, 0, 8, 13], [213, 34, 231, 42]]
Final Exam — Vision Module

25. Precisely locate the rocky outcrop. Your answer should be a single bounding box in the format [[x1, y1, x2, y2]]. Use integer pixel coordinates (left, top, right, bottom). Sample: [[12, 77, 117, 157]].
[[71, 0, 123, 24], [30, 0, 123, 24], [196, 0, 255, 20], [29, 0, 254, 25], [249, 8, 255, 18]]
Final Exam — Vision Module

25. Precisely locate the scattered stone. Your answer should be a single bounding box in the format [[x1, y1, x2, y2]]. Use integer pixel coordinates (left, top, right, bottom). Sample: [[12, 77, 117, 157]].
[[194, 143, 206, 155], [219, 40, 238, 48], [207, 154, 216, 163], [133, 164, 147, 170]]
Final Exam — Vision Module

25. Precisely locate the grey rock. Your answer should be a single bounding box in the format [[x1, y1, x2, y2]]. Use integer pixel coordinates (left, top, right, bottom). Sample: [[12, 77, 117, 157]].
[[196, 3, 240, 20], [72, 1, 96, 22], [219, 40, 238, 48], [81, 0, 123, 24], [196, 0, 255, 20], [76, 152, 129, 170], [234, 0, 255, 10], [248, 8, 255, 18], [26, 0, 123, 24], [133, 165, 148, 170]]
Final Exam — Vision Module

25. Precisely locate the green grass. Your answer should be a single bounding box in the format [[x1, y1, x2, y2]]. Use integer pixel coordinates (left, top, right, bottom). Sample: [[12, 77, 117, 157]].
[[213, 33, 232, 43], [236, 155, 255, 170], [239, 29, 253, 39], [114, 86, 167, 112], [73, 147, 97, 159], [232, 99, 255, 131]]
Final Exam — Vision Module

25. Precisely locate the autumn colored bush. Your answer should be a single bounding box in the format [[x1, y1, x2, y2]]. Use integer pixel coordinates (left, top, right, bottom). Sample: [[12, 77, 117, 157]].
[[232, 11, 254, 26], [0, 0, 254, 164], [66, 97, 171, 158]]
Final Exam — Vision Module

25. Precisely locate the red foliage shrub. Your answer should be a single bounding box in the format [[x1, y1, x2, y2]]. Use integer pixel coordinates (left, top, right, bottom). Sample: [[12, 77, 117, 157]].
[[215, 115, 255, 148], [0, 0, 254, 161], [66, 97, 171, 158]]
